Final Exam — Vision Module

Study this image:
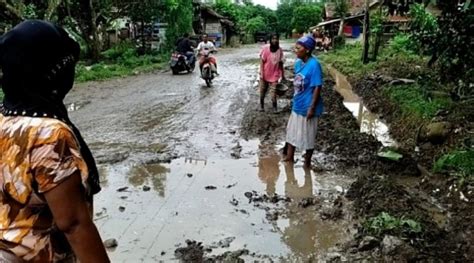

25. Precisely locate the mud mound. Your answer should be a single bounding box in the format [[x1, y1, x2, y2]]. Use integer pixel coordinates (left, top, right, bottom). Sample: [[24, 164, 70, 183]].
[[315, 80, 419, 176], [174, 240, 250, 262], [347, 174, 419, 218]]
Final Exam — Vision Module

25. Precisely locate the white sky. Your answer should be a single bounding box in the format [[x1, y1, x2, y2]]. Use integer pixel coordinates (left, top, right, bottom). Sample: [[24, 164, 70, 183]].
[[252, 0, 278, 10]]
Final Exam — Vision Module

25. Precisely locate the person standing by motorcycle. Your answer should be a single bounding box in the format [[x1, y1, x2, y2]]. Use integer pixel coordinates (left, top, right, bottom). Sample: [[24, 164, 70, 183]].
[[259, 33, 285, 112], [176, 33, 195, 66], [197, 34, 218, 75]]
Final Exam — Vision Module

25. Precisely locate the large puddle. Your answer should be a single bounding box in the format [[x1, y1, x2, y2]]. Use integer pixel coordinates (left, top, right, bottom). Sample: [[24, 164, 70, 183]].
[[94, 140, 354, 261], [328, 66, 397, 147]]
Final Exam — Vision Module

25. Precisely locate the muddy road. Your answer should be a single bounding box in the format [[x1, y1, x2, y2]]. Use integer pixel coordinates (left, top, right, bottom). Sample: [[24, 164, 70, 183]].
[[65, 43, 466, 262], [66, 44, 353, 262]]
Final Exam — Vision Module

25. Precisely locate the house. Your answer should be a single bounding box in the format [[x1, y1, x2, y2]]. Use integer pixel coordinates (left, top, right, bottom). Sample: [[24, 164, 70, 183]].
[[315, 1, 388, 39], [192, 2, 237, 47]]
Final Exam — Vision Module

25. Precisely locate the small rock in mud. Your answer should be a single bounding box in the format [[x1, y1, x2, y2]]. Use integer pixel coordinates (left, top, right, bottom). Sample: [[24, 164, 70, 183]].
[[187, 173, 193, 178], [320, 206, 343, 220], [230, 198, 239, 206], [104, 238, 118, 249], [226, 183, 237, 189], [143, 185, 151, 192], [206, 249, 249, 263], [117, 186, 129, 192], [333, 195, 343, 208], [231, 142, 242, 159], [118, 206, 126, 212], [95, 208, 107, 217], [381, 235, 416, 259], [239, 209, 249, 215], [358, 236, 379, 251], [418, 121, 452, 144], [160, 251, 166, 256], [120, 196, 128, 200], [244, 192, 253, 199], [212, 237, 236, 248], [205, 185, 217, 190], [153, 153, 173, 163], [266, 211, 279, 221], [298, 197, 319, 208], [244, 191, 291, 204], [322, 252, 345, 262], [175, 240, 205, 262]]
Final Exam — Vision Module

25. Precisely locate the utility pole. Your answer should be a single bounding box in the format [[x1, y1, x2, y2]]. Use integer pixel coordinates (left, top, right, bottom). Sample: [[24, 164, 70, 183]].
[[361, 0, 370, 64]]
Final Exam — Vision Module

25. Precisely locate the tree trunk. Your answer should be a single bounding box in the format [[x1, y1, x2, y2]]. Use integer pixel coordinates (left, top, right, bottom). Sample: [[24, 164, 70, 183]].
[[88, 0, 101, 61], [338, 17, 345, 36], [44, 0, 62, 21], [362, 0, 370, 64], [72, 0, 101, 61], [372, 31, 381, 61]]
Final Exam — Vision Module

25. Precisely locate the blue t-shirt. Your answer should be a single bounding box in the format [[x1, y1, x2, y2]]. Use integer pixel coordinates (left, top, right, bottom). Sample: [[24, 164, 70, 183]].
[[292, 56, 324, 117]]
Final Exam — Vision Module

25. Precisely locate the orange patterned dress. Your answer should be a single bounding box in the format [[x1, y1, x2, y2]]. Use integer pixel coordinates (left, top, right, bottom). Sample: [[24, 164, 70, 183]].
[[0, 114, 89, 262]]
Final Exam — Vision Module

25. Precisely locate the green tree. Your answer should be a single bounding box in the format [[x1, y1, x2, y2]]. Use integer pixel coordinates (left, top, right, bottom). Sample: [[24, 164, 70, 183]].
[[164, 0, 193, 51], [245, 16, 266, 35], [292, 4, 323, 34], [213, 0, 277, 36], [276, 2, 294, 37]]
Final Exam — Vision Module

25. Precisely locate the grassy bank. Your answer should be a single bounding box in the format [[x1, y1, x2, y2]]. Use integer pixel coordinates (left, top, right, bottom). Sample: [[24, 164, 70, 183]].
[[76, 43, 168, 83]]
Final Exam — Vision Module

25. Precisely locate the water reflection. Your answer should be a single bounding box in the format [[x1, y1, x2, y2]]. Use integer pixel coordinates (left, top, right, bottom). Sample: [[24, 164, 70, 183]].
[[128, 163, 170, 197], [328, 66, 397, 147], [258, 155, 280, 195], [282, 164, 317, 256]]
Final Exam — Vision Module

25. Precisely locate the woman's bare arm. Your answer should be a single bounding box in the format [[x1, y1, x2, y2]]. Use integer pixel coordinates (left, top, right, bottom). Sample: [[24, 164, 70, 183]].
[[45, 172, 110, 263]]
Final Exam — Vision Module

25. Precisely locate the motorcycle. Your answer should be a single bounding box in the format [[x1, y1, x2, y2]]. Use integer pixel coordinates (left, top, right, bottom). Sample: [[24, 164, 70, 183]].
[[200, 49, 216, 87], [170, 51, 195, 75]]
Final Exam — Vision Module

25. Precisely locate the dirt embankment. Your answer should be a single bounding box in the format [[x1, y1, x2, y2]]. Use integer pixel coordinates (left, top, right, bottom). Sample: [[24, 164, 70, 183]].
[[240, 65, 473, 261], [341, 72, 473, 260]]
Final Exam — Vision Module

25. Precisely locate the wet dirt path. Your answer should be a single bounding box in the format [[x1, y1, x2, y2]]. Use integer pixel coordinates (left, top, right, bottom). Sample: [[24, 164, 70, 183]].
[[66, 44, 354, 262]]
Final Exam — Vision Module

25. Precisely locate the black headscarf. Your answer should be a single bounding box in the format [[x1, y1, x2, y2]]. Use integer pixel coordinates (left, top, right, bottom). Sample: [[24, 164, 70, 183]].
[[0, 20, 101, 195], [269, 33, 280, 53]]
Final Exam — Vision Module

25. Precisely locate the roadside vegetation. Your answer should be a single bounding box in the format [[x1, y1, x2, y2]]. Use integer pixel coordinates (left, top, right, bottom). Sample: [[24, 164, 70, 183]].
[[364, 212, 422, 237], [75, 42, 168, 82], [321, 2, 473, 187]]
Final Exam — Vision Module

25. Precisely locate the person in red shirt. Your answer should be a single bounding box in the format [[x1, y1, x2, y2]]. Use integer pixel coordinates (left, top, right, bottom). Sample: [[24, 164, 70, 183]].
[[259, 33, 285, 112]]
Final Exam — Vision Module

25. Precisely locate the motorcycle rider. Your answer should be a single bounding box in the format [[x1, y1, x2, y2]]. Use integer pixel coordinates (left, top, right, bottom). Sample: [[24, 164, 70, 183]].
[[176, 33, 195, 66], [196, 34, 218, 75]]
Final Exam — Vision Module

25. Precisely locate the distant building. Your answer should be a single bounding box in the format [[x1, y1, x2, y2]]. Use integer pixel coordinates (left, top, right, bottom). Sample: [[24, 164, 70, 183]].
[[193, 2, 237, 47]]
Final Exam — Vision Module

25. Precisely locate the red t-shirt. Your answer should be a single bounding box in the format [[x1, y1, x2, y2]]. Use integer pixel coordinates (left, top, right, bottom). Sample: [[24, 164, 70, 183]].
[[260, 44, 284, 83]]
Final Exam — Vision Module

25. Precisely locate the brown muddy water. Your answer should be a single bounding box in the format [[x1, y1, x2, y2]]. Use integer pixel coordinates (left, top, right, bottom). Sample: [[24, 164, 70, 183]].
[[67, 43, 355, 262], [95, 144, 354, 261]]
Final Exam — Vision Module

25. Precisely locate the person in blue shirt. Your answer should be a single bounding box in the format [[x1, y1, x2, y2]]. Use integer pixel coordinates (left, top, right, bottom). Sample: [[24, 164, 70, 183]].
[[283, 35, 324, 168]]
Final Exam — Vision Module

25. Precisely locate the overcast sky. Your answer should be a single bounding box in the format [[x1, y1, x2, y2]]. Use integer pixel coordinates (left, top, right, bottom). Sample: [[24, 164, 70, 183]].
[[253, 0, 278, 10]]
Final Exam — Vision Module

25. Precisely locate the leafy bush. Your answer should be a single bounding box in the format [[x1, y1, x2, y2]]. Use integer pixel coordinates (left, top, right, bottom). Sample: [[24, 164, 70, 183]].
[[101, 41, 136, 61], [388, 34, 414, 54], [333, 35, 346, 49], [407, 4, 439, 54], [434, 149, 474, 179], [75, 53, 165, 83], [364, 212, 422, 237]]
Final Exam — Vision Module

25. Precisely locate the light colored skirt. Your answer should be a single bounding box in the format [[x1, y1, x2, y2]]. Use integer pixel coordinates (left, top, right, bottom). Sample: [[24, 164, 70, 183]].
[[286, 111, 319, 150]]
